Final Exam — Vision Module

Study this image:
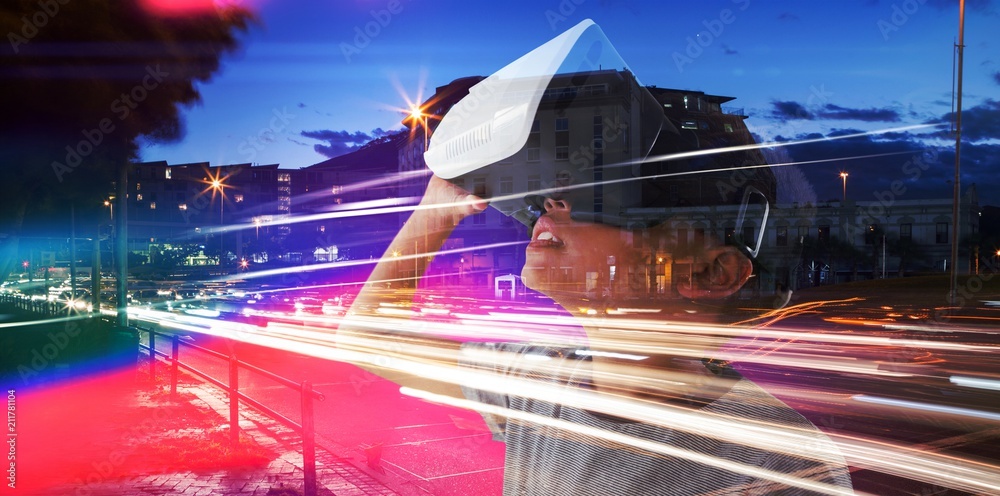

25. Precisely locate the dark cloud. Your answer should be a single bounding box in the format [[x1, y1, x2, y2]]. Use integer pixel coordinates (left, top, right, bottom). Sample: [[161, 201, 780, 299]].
[[297, 102, 307, 108], [993, 71, 1000, 85], [769, 101, 901, 122], [777, 12, 800, 21], [817, 104, 901, 122], [300, 129, 376, 158], [770, 100, 814, 120], [929, 99, 1000, 141], [771, 129, 1000, 206], [721, 43, 739, 55]]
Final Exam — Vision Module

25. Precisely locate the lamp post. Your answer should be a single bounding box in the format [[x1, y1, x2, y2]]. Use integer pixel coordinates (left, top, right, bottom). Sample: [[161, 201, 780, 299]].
[[104, 198, 114, 223], [840, 172, 848, 203], [212, 177, 226, 266]]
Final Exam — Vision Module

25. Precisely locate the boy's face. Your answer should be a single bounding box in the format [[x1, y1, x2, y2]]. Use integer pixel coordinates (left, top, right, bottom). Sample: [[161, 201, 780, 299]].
[[521, 197, 753, 307]]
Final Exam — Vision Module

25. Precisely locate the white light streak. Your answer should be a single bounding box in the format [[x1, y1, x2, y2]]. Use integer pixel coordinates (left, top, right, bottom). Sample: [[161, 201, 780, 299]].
[[949, 375, 1000, 391], [851, 395, 1000, 422]]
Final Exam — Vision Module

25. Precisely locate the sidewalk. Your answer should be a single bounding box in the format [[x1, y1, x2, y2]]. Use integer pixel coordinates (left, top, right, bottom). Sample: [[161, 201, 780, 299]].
[[22, 356, 401, 496]]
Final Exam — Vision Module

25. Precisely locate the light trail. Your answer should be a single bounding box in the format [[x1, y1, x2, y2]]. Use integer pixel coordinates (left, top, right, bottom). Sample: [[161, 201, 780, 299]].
[[852, 395, 1000, 422], [950, 375, 1000, 391], [127, 306, 1000, 494]]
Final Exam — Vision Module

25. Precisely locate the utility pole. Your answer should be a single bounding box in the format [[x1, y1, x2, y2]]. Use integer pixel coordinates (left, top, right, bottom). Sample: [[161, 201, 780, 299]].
[[949, 0, 965, 306]]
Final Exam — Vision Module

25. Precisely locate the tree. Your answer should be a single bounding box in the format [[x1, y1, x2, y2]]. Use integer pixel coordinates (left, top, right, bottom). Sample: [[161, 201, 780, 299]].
[[0, 0, 255, 282], [888, 235, 927, 277]]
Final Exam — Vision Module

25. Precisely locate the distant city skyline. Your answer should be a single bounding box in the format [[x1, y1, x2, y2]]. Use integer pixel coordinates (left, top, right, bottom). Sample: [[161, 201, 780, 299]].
[[140, 0, 1000, 205]]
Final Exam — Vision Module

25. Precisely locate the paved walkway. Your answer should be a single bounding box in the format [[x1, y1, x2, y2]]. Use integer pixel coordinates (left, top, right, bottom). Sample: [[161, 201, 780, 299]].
[[31, 358, 402, 496]]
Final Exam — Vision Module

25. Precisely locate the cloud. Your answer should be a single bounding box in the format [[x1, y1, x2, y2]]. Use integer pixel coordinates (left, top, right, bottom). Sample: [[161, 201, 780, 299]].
[[721, 43, 739, 55], [993, 71, 1000, 85], [930, 99, 1000, 141], [769, 101, 901, 122], [300, 129, 377, 158], [770, 128, 1000, 206], [817, 104, 901, 122], [777, 12, 800, 21], [771, 100, 814, 120]]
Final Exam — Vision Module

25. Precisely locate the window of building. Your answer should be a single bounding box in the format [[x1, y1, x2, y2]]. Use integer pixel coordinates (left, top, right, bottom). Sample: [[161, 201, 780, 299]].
[[724, 123, 734, 133], [472, 211, 486, 225], [278, 173, 291, 182], [797, 225, 809, 240], [694, 228, 706, 246], [818, 225, 830, 243], [555, 117, 569, 131], [936, 222, 949, 244], [136, 193, 143, 201], [136, 182, 141, 191], [724, 227, 736, 246], [499, 176, 513, 195], [526, 119, 541, 162], [676, 228, 688, 251], [526, 148, 541, 162], [165, 169, 172, 179], [472, 177, 487, 197], [150, 202, 157, 210], [681, 120, 697, 130], [178, 203, 187, 210], [900, 223, 912, 241], [555, 146, 569, 160], [776, 226, 788, 246], [234, 194, 244, 203], [527, 175, 541, 193]]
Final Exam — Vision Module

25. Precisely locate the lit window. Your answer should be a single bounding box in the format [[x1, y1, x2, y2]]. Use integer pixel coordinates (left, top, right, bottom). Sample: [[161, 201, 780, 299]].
[[150, 202, 157, 210], [681, 120, 697, 130], [234, 194, 244, 203], [331, 185, 343, 194], [278, 173, 291, 182], [136, 182, 141, 191], [136, 194, 143, 201], [178, 203, 187, 210], [165, 169, 172, 179], [724, 123, 734, 133]]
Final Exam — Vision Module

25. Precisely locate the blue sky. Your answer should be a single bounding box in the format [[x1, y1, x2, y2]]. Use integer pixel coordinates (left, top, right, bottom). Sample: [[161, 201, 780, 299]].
[[141, 0, 1000, 205]]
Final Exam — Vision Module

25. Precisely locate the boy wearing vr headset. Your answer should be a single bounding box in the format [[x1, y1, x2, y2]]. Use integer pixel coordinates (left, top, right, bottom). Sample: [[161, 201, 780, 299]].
[[340, 20, 853, 495]]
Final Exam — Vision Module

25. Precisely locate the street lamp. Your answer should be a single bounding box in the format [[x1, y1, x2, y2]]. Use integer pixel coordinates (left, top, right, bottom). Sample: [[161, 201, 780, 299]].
[[104, 198, 114, 223], [209, 173, 228, 265], [409, 105, 429, 150], [839, 172, 848, 203]]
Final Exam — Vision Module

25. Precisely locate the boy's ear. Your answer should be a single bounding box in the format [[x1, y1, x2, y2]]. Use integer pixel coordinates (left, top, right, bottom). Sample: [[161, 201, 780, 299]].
[[677, 246, 753, 300]]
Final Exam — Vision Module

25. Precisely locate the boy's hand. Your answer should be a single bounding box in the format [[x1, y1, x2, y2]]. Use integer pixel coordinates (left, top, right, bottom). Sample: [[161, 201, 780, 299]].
[[419, 175, 488, 220]]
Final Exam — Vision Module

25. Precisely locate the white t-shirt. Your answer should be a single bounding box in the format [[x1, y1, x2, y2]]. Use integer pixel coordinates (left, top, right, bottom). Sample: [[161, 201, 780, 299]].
[[461, 343, 854, 496]]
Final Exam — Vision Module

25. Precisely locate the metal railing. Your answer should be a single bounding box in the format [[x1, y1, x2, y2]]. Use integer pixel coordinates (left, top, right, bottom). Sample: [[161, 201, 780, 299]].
[[0, 293, 66, 317], [137, 325, 325, 496]]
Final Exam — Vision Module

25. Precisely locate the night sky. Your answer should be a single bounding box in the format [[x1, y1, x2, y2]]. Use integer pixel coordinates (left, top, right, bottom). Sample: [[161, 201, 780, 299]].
[[142, 0, 1000, 206]]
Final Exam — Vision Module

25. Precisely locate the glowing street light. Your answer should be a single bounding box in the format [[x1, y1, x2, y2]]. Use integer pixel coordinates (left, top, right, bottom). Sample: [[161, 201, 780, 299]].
[[409, 105, 429, 149], [840, 172, 848, 203]]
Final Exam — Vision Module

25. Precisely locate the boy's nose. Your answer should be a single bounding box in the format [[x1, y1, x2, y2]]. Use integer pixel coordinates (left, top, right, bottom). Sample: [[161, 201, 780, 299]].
[[543, 197, 571, 213]]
